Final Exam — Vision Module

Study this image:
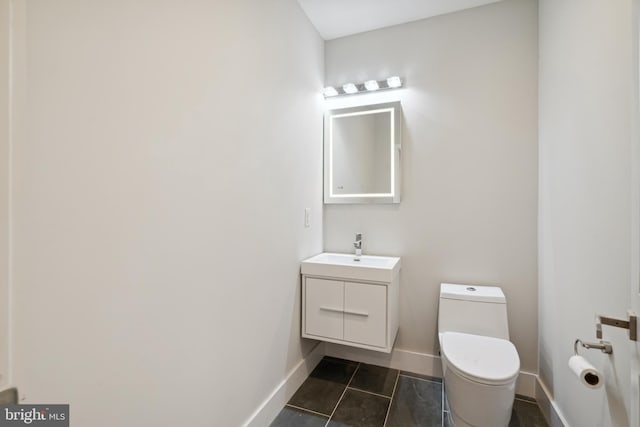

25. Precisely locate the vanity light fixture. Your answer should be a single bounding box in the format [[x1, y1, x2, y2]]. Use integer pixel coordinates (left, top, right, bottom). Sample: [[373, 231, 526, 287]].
[[322, 76, 403, 98]]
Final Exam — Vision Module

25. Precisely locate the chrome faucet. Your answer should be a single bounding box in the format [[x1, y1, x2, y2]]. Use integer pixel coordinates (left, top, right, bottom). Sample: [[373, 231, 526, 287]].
[[353, 233, 362, 260]]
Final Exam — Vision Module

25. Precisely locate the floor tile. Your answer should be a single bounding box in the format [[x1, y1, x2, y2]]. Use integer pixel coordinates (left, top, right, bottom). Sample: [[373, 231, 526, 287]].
[[288, 377, 347, 416], [385, 375, 443, 427], [442, 384, 449, 413], [443, 410, 453, 427], [324, 356, 360, 366], [509, 399, 548, 427], [270, 406, 329, 427], [311, 357, 358, 385], [328, 389, 390, 427], [278, 358, 549, 427], [349, 363, 398, 397]]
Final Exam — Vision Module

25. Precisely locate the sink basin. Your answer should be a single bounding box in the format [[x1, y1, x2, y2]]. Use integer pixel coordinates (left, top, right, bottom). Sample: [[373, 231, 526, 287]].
[[301, 252, 401, 283]]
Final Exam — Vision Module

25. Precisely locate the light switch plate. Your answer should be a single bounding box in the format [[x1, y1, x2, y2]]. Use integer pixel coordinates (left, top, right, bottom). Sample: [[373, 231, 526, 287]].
[[304, 208, 311, 227]]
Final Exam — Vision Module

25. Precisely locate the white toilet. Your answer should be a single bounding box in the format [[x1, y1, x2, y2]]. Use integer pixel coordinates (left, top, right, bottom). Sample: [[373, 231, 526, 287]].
[[438, 283, 520, 427]]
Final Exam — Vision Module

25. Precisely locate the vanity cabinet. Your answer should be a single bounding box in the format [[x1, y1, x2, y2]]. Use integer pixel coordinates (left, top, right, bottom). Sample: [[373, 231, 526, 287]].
[[302, 272, 399, 353]]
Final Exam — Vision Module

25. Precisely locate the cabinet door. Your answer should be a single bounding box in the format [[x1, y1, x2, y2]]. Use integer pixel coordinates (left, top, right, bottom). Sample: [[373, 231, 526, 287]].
[[305, 277, 344, 340], [343, 282, 387, 348]]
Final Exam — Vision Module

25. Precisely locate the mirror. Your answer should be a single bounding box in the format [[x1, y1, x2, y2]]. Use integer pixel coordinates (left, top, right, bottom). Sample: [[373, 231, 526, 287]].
[[324, 101, 401, 204]]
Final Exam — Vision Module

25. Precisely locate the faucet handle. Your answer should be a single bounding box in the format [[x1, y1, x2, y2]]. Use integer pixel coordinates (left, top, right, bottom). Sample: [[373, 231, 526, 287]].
[[354, 233, 363, 254]]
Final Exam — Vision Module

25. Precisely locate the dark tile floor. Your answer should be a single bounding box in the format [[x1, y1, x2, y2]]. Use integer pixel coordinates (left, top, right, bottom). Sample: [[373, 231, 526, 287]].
[[271, 356, 548, 427]]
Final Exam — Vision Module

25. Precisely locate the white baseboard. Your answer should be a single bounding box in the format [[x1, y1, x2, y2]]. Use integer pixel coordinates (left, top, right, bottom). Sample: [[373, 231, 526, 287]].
[[325, 343, 537, 398], [242, 342, 325, 427], [325, 343, 443, 379], [535, 377, 569, 427], [515, 371, 537, 398]]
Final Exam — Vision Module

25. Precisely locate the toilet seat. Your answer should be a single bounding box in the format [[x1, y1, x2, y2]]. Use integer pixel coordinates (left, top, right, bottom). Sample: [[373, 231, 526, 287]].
[[441, 332, 520, 386]]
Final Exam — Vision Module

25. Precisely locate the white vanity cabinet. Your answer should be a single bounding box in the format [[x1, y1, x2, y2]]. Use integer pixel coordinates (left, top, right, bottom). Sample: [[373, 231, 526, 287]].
[[301, 253, 400, 353]]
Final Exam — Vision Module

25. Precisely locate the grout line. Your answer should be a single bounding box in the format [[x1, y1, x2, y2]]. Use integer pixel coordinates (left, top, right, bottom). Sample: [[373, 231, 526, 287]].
[[398, 373, 442, 384], [285, 404, 330, 419], [441, 381, 444, 426], [347, 386, 393, 400], [324, 362, 360, 427], [382, 369, 400, 427], [514, 397, 538, 404], [514, 395, 538, 404]]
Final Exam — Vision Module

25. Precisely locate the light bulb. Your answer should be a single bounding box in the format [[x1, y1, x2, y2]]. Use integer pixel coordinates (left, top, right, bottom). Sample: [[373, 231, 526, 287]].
[[364, 80, 379, 91], [323, 86, 338, 97], [342, 83, 358, 94], [387, 76, 402, 88]]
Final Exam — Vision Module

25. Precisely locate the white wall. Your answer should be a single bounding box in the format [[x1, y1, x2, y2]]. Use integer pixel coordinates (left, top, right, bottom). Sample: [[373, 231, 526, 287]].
[[0, 0, 10, 390], [10, 0, 323, 426], [538, 0, 634, 426], [324, 0, 539, 373]]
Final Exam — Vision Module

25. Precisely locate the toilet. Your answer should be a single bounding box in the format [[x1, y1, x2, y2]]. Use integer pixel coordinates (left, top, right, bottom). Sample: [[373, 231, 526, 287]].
[[438, 283, 520, 427]]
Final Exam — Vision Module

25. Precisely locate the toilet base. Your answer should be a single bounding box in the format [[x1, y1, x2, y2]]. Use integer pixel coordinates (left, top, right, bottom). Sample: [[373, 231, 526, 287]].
[[447, 409, 472, 427], [443, 358, 515, 427], [447, 406, 511, 427]]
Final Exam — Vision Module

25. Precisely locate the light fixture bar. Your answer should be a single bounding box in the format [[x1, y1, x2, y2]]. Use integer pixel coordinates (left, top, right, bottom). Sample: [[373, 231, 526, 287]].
[[322, 76, 403, 98]]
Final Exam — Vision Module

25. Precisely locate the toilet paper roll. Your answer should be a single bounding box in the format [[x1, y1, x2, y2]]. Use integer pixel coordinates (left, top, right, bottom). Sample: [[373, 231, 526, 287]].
[[568, 355, 603, 389]]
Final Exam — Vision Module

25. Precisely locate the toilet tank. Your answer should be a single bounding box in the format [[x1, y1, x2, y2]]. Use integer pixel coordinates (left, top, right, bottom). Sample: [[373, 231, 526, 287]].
[[438, 283, 510, 340]]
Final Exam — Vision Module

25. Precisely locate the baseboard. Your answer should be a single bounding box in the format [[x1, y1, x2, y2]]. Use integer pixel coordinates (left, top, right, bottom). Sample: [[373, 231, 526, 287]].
[[325, 343, 537, 398], [325, 343, 443, 379], [515, 371, 537, 398], [535, 377, 569, 427], [242, 342, 325, 427]]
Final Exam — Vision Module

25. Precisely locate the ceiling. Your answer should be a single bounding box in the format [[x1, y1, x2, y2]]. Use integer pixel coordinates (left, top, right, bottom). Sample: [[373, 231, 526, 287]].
[[297, 0, 504, 40]]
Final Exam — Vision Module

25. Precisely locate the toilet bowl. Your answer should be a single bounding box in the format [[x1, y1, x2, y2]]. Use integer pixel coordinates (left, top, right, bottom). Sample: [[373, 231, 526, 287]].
[[438, 283, 520, 427]]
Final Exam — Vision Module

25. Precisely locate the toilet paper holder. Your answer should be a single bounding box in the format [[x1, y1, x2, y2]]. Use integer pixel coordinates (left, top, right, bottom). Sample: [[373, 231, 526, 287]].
[[574, 338, 613, 355]]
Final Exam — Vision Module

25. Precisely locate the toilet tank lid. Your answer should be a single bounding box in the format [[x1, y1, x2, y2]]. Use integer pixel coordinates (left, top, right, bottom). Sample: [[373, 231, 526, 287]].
[[440, 283, 505, 303]]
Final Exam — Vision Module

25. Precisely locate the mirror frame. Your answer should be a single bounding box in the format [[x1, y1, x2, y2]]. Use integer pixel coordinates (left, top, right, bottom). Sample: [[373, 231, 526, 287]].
[[323, 101, 402, 204]]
